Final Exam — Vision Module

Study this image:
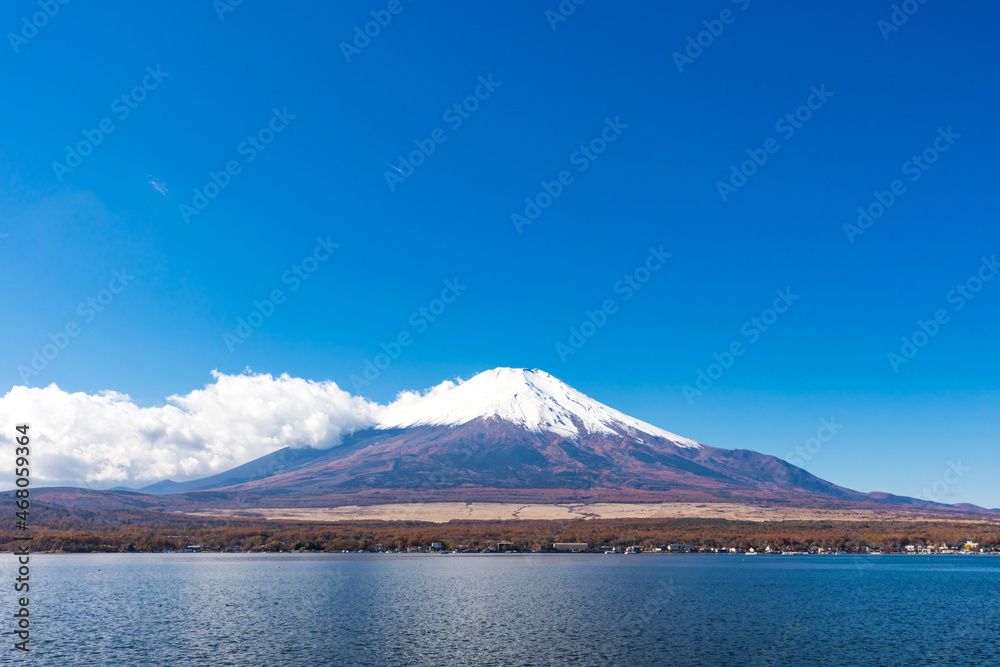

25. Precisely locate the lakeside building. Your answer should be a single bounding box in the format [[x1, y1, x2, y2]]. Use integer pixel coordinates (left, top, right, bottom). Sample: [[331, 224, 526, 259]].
[[553, 543, 589, 552]]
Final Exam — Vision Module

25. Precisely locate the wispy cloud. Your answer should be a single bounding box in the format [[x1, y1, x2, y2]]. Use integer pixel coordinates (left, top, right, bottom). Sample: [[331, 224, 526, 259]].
[[148, 178, 168, 196], [373, 153, 403, 174]]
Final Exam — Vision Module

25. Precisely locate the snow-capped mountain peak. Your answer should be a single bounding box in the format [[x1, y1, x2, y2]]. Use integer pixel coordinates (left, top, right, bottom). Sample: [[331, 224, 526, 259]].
[[377, 367, 700, 448]]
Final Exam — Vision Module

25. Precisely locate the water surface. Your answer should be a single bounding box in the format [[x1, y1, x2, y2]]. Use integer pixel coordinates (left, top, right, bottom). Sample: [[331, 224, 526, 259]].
[[4, 553, 998, 665]]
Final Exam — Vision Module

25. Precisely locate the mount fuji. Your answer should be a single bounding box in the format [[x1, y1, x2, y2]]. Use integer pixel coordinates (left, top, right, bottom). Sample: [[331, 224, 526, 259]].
[[125, 367, 974, 514], [376, 367, 701, 446]]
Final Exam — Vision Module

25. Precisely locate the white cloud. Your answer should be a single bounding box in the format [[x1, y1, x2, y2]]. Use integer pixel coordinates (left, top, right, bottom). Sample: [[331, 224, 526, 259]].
[[0, 371, 381, 488], [383, 378, 461, 412]]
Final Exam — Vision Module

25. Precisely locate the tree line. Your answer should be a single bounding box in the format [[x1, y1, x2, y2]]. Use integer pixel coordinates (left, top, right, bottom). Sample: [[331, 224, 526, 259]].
[[3, 503, 999, 553]]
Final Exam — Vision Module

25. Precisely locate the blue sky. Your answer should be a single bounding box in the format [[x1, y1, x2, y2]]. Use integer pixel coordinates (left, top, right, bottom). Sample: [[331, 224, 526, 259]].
[[2, 1, 998, 505]]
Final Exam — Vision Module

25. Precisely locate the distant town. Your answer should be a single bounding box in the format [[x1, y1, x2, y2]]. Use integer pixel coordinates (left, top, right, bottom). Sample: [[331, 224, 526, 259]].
[[7, 508, 1000, 556], [151, 539, 996, 556]]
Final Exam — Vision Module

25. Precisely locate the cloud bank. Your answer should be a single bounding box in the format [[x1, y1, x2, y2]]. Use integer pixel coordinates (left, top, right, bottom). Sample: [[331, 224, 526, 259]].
[[0, 371, 383, 488]]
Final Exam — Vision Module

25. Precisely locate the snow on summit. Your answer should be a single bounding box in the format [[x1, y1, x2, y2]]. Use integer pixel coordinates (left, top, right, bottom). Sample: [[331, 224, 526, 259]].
[[377, 367, 701, 447]]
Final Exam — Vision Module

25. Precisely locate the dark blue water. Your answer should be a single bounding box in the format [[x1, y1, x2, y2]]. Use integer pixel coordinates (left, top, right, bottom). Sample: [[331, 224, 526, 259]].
[[4, 553, 999, 665]]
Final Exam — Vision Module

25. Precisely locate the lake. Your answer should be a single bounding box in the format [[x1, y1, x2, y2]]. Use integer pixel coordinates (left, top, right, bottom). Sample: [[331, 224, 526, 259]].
[[5, 553, 999, 665]]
